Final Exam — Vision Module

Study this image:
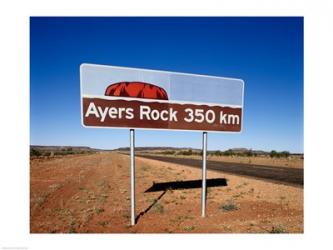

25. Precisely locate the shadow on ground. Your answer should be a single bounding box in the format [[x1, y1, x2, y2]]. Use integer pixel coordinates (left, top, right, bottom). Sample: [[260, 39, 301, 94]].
[[135, 178, 227, 223], [144, 178, 228, 192]]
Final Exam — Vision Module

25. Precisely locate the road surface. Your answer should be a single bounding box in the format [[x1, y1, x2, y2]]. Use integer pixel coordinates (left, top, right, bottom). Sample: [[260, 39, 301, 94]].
[[137, 154, 303, 186]]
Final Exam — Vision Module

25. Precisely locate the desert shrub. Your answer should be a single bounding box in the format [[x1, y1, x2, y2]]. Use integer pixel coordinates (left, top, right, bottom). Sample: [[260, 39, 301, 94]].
[[223, 149, 235, 156], [54, 150, 77, 156], [270, 225, 288, 233], [195, 150, 203, 156], [213, 149, 258, 157], [214, 150, 222, 156], [152, 203, 164, 213], [95, 207, 105, 214], [219, 200, 239, 212], [162, 150, 176, 155], [270, 150, 278, 158], [178, 149, 193, 156], [184, 225, 195, 231], [30, 148, 41, 157], [42, 151, 51, 156], [280, 151, 290, 157], [245, 151, 253, 157], [184, 149, 192, 155], [270, 150, 290, 158]]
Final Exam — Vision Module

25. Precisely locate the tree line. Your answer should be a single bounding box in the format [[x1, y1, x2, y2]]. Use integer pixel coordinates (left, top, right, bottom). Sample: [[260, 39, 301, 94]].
[[161, 149, 291, 158]]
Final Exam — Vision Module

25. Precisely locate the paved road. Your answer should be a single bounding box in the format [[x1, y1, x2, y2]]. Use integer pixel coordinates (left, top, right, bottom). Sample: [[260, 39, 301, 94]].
[[137, 155, 303, 187]]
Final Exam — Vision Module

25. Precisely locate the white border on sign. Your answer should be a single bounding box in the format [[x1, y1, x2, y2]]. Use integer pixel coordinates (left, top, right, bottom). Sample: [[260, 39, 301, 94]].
[[80, 63, 246, 82]]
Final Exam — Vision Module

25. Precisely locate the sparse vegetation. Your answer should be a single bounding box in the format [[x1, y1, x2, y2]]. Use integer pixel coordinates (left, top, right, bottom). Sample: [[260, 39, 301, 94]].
[[95, 207, 105, 214], [152, 203, 164, 213], [96, 180, 110, 189], [174, 149, 202, 156], [160, 149, 202, 156], [180, 149, 193, 156], [34, 191, 49, 207], [53, 149, 92, 156], [31, 150, 303, 233], [48, 183, 63, 191], [219, 200, 239, 212], [232, 192, 246, 199], [270, 150, 290, 158], [210, 149, 292, 158], [141, 165, 150, 171], [68, 226, 77, 233], [97, 221, 109, 227], [161, 150, 176, 155], [270, 225, 288, 233], [223, 225, 232, 232], [30, 145, 96, 158], [176, 215, 193, 221], [30, 148, 42, 157], [184, 225, 195, 231]]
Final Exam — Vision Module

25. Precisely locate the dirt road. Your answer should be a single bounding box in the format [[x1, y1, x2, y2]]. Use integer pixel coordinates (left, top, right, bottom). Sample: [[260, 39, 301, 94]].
[[30, 152, 303, 233], [137, 154, 303, 186]]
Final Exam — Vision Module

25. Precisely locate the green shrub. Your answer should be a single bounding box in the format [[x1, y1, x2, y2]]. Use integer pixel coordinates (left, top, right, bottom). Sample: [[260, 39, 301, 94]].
[[270, 225, 288, 233], [177, 149, 193, 156], [223, 150, 235, 156], [152, 203, 164, 213], [270, 150, 290, 158], [219, 200, 239, 212], [184, 225, 195, 231], [30, 148, 41, 157], [214, 150, 222, 156], [280, 151, 290, 157], [245, 151, 253, 157], [162, 150, 176, 155]]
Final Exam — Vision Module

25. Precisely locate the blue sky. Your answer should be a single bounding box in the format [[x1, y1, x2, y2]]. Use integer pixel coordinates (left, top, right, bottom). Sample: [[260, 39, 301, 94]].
[[30, 17, 303, 153]]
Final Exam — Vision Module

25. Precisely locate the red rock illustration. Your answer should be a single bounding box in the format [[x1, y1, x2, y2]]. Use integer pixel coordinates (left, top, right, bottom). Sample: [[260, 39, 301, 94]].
[[105, 81, 169, 100]]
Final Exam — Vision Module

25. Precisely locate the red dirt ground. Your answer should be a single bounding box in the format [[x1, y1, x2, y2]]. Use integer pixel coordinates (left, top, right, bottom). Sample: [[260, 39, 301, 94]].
[[30, 152, 303, 233]]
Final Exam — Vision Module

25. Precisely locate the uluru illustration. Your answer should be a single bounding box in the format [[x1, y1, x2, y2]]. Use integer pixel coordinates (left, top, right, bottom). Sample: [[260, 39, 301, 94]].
[[105, 81, 169, 100]]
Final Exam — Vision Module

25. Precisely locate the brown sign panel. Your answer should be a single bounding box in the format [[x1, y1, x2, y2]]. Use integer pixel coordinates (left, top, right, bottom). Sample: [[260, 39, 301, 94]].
[[80, 64, 244, 132], [83, 97, 242, 132]]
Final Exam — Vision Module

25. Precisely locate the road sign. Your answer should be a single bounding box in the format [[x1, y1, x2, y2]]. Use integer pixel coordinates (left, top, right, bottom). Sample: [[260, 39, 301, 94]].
[[80, 64, 244, 132], [80, 63, 245, 225]]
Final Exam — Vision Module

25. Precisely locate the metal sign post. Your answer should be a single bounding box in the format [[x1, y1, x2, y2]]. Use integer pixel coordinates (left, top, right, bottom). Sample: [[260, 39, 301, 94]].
[[130, 129, 136, 226], [201, 132, 207, 217]]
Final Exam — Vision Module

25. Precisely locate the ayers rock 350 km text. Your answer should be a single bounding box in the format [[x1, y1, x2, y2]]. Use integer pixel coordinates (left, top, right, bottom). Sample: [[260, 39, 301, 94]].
[[83, 97, 242, 132]]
